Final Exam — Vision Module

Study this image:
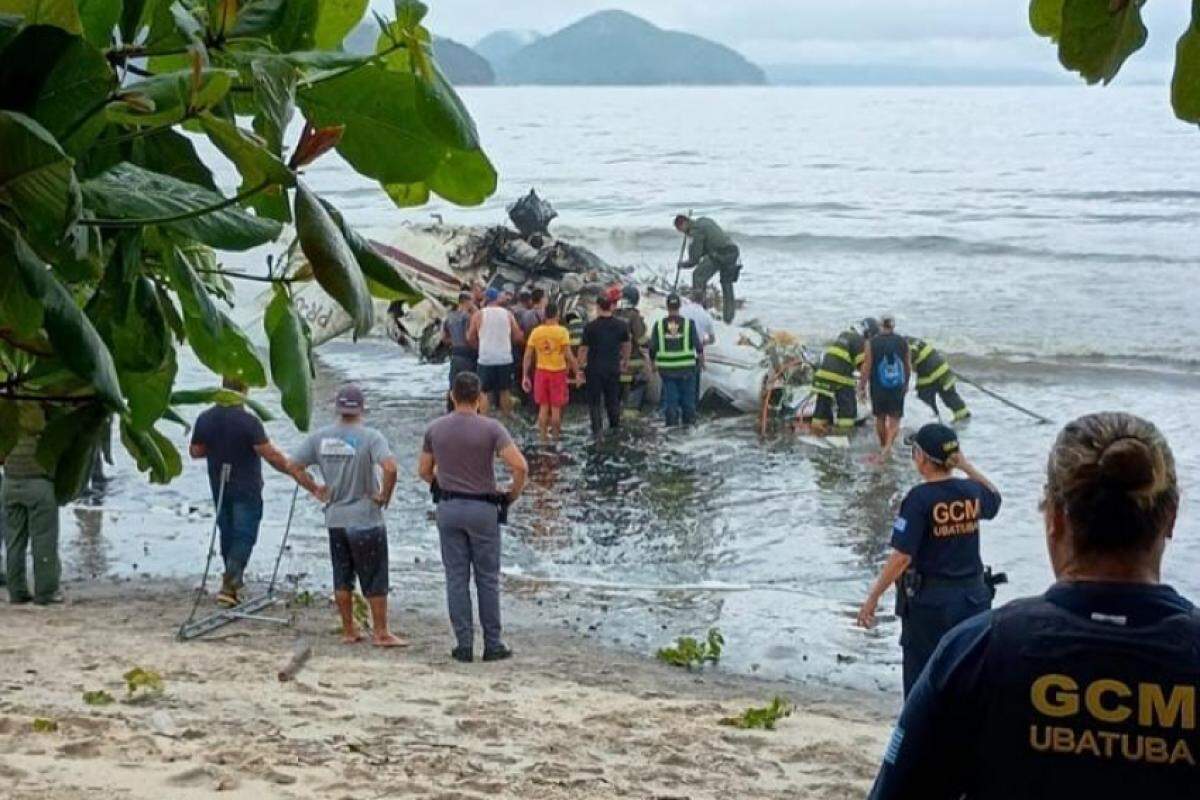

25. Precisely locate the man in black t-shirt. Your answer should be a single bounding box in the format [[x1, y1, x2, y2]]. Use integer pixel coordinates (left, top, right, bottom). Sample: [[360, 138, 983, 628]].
[[579, 296, 631, 437], [856, 423, 1002, 695], [189, 378, 309, 607]]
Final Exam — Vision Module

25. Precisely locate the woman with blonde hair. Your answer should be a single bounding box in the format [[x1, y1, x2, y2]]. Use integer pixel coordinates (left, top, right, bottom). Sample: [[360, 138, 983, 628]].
[[869, 412, 1194, 799]]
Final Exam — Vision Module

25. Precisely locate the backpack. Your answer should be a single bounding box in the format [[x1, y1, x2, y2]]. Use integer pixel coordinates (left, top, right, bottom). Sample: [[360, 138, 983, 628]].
[[877, 353, 904, 390]]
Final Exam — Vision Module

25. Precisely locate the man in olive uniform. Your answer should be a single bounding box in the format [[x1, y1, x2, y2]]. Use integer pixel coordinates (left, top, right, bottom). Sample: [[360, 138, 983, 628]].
[[675, 214, 741, 324], [614, 284, 650, 409], [2, 403, 61, 604], [907, 336, 970, 423], [810, 324, 867, 434]]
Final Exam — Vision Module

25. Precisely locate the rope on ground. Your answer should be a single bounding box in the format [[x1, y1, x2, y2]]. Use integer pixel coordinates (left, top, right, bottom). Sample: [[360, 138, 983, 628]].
[[956, 373, 1054, 425]]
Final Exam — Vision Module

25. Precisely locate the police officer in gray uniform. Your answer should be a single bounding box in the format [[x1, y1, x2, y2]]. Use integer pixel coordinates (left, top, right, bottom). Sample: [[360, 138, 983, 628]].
[[869, 412, 1194, 799]]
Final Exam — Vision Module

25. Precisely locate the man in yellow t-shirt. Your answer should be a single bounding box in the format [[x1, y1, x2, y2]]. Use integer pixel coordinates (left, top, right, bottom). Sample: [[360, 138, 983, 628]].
[[521, 303, 582, 441]]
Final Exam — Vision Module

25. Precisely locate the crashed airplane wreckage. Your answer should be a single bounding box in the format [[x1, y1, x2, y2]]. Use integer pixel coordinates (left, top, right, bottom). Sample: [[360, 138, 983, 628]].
[[252, 192, 835, 432]]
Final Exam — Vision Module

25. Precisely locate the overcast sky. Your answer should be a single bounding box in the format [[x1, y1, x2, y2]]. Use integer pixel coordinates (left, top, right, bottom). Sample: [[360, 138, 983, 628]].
[[397, 0, 1188, 79]]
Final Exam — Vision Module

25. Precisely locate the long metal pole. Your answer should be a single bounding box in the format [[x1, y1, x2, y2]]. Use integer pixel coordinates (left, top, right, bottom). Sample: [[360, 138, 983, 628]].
[[671, 208, 693, 292], [956, 374, 1054, 425], [178, 463, 231, 638], [268, 484, 300, 597]]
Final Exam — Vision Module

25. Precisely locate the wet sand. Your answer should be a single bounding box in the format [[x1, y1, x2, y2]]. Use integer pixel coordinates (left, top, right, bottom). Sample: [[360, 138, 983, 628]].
[[1, 580, 889, 799]]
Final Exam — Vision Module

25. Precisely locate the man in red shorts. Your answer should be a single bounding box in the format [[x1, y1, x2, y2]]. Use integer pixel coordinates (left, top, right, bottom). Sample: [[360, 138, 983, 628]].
[[521, 302, 581, 441]]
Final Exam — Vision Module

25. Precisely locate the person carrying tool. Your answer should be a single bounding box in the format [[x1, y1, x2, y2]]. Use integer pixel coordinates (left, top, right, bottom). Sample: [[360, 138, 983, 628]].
[[860, 314, 911, 460], [856, 423, 1003, 696], [614, 284, 651, 409], [420, 372, 528, 663], [189, 377, 317, 608], [675, 214, 742, 323], [809, 323, 867, 434], [649, 293, 704, 427], [289, 385, 407, 648], [907, 335, 971, 423], [868, 413, 1189, 799]]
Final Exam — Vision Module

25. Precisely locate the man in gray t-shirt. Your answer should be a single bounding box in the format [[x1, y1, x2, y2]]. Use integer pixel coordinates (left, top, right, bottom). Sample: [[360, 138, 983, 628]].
[[290, 385, 406, 648], [419, 372, 528, 664]]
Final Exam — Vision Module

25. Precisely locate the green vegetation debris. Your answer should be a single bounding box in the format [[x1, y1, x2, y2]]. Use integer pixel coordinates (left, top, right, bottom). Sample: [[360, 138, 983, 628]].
[[292, 589, 315, 607], [123, 667, 164, 698], [656, 628, 724, 669], [719, 696, 793, 730], [31, 717, 58, 733], [82, 690, 115, 706], [352, 592, 371, 630]]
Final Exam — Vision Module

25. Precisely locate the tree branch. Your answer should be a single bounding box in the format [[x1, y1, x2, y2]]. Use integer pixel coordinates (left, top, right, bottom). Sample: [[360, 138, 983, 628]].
[[300, 41, 409, 88], [195, 268, 298, 284], [0, 330, 53, 358], [80, 181, 273, 228]]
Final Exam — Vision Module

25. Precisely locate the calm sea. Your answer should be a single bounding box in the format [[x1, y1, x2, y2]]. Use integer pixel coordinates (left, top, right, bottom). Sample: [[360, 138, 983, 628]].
[[62, 87, 1200, 693]]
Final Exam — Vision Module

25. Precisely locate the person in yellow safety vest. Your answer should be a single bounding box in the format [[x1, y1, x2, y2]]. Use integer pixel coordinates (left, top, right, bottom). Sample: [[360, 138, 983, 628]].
[[810, 323, 868, 434], [614, 284, 650, 408], [649, 294, 703, 427], [906, 336, 970, 422]]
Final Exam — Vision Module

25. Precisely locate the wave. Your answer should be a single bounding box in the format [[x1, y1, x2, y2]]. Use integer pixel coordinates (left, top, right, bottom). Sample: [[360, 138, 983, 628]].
[[551, 224, 1195, 267]]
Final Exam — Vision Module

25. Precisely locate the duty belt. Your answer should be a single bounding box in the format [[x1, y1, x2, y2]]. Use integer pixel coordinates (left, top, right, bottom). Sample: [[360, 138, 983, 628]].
[[430, 480, 511, 524]]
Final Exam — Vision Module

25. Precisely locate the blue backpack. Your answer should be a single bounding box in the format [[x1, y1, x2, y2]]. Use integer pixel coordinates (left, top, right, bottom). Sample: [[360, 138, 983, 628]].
[[876, 353, 905, 390]]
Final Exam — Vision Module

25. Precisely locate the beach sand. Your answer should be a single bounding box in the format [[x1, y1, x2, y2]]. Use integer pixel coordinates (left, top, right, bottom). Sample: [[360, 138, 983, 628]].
[[0, 581, 890, 799]]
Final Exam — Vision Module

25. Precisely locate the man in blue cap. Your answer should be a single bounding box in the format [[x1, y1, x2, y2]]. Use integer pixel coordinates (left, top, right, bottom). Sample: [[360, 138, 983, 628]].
[[856, 423, 1002, 695]]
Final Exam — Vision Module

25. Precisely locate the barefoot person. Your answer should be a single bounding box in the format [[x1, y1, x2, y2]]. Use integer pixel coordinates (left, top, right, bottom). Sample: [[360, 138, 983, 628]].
[[419, 372, 527, 663], [860, 314, 911, 460], [290, 385, 407, 648], [521, 302, 581, 442]]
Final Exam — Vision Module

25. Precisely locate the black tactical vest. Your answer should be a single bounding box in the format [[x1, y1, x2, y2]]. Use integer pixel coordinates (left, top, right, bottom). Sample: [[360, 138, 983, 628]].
[[972, 597, 1200, 798]]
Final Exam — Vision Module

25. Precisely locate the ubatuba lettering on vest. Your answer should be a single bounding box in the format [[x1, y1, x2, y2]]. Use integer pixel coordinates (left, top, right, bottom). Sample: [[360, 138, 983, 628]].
[[931, 498, 981, 537], [1029, 673, 1197, 767]]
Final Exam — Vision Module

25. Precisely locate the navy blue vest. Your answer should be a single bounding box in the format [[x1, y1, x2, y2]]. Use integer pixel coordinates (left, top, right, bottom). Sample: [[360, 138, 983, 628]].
[[974, 597, 1200, 798]]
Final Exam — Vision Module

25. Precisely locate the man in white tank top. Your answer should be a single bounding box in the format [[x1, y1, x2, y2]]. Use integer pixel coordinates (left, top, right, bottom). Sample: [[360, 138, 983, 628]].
[[468, 288, 524, 414]]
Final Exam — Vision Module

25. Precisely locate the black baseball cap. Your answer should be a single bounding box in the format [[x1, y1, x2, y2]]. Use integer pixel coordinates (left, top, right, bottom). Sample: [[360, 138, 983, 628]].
[[666, 293, 682, 309], [335, 384, 366, 413], [905, 423, 959, 464]]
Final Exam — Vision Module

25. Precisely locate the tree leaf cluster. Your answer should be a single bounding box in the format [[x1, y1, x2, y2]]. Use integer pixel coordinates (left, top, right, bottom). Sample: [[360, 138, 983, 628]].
[[0, 0, 495, 500], [719, 696, 793, 731], [1029, 0, 1200, 127], [655, 628, 724, 670]]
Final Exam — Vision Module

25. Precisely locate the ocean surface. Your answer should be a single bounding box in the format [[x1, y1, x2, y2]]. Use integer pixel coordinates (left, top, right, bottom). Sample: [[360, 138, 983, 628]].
[[59, 87, 1200, 694]]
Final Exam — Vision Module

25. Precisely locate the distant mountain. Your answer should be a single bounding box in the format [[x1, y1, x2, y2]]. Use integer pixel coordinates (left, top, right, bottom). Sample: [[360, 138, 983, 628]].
[[342, 23, 494, 86], [432, 38, 495, 86], [765, 63, 1072, 87], [474, 29, 542, 69], [496, 10, 765, 86]]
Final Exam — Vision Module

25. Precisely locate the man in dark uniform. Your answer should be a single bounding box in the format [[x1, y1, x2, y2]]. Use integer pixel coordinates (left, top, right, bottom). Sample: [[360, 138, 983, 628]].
[[860, 314, 911, 460], [857, 423, 1001, 695], [868, 412, 1193, 800], [614, 284, 650, 409], [810, 324, 866, 434], [907, 336, 970, 423], [675, 214, 741, 323], [649, 293, 704, 427]]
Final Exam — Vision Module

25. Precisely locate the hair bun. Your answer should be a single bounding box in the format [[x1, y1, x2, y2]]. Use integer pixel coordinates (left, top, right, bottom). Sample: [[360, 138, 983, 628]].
[[1098, 437, 1160, 495]]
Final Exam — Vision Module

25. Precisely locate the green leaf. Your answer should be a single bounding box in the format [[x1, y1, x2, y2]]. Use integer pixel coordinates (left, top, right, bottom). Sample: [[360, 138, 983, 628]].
[[1172, 7, 1200, 123], [132, 128, 218, 191], [119, 0, 147, 41], [313, 0, 366, 49], [0, 13, 20, 51], [1030, 0, 1065, 42], [393, 0, 426, 30], [318, 197, 423, 303], [82, 162, 282, 251], [1058, 0, 1147, 85], [2, 221, 126, 412], [293, 181, 373, 339], [171, 386, 275, 421], [0, 402, 17, 460], [271, 0, 317, 51], [229, 0, 284, 37], [378, 22, 478, 151], [36, 402, 109, 503], [78, 0, 122, 47], [0, 111, 82, 253], [120, 351, 176, 429], [106, 68, 235, 127], [198, 112, 294, 222], [383, 180, 429, 207], [0, 0, 82, 32], [250, 57, 297, 156], [120, 418, 181, 482], [0, 241, 44, 338], [427, 147, 496, 207], [264, 285, 313, 430], [164, 245, 268, 386]]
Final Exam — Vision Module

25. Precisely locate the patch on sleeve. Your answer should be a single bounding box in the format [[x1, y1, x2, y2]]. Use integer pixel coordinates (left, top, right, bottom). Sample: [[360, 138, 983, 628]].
[[892, 516, 908, 534], [884, 725, 905, 764]]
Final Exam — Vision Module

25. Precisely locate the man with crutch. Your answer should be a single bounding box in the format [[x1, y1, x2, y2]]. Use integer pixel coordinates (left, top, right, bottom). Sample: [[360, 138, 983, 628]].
[[189, 377, 320, 608]]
